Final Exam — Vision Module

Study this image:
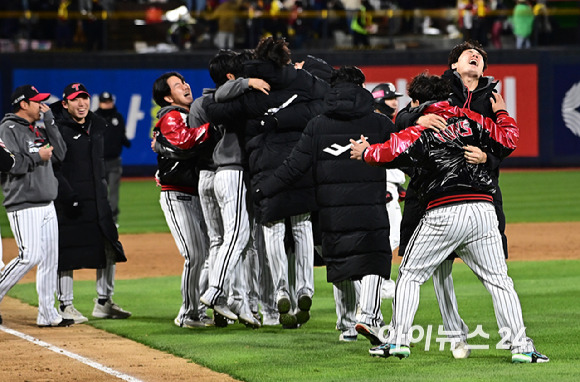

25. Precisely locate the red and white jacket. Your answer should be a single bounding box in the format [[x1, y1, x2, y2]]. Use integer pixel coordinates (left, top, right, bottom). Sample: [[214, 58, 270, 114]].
[[363, 101, 518, 210]]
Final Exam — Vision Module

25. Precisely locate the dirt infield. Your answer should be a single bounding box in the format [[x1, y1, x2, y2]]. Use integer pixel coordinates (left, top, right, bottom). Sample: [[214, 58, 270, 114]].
[[1, 222, 579, 381]]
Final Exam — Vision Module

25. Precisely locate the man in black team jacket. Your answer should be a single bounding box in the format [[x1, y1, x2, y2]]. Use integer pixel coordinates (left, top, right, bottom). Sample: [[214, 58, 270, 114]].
[[394, 41, 510, 358], [51, 83, 130, 324], [256, 66, 396, 344]]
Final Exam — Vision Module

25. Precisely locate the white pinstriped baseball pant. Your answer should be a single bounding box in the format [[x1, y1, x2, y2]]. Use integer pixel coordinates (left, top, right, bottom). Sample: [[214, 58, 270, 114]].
[[160, 190, 209, 322], [0, 203, 61, 326], [432, 259, 469, 341], [262, 213, 314, 303], [254, 222, 278, 318], [198, 170, 223, 314], [333, 275, 384, 335], [202, 169, 251, 306], [388, 202, 535, 353]]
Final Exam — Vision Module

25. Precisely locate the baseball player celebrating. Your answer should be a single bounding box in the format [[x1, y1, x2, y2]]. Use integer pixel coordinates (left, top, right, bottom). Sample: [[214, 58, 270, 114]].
[[152, 72, 213, 328], [0, 85, 73, 327], [351, 73, 549, 364]]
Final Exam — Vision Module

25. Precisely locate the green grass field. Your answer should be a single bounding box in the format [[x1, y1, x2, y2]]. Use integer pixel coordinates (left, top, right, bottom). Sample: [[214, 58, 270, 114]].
[[4, 169, 580, 381]]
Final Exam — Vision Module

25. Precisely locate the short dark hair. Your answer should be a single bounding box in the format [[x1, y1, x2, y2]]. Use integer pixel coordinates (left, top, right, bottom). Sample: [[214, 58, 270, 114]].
[[153, 71, 185, 107], [209, 50, 237, 87], [448, 40, 488, 71], [408, 72, 451, 104], [330, 66, 365, 87], [230, 49, 255, 78], [254, 37, 291, 67]]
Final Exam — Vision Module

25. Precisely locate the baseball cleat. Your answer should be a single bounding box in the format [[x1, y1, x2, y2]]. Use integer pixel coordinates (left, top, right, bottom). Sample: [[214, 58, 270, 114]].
[[369, 343, 410, 359], [296, 294, 312, 325], [512, 350, 550, 363], [174, 316, 212, 328], [213, 303, 238, 321], [355, 322, 384, 346], [92, 298, 131, 319], [238, 311, 261, 329], [276, 292, 291, 315], [38, 317, 75, 328], [280, 313, 298, 329], [59, 304, 88, 324], [339, 332, 358, 342], [451, 341, 471, 359], [213, 312, 229, 327]]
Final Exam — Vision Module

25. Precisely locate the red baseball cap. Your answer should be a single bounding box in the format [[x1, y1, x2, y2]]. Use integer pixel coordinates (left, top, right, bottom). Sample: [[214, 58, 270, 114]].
[[10, 85, 50, 106], [62, 82, 90, 100]]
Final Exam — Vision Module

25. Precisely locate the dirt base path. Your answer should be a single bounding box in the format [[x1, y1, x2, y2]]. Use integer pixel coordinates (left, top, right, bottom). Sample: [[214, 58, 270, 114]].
[[1, 222, 579, 381]]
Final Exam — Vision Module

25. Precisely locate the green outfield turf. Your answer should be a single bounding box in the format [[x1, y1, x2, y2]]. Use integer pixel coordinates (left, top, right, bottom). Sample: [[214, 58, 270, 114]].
[[8, 261, 580, 381]]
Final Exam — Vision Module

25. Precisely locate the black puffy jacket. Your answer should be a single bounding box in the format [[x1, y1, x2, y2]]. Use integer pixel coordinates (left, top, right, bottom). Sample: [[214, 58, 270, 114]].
[[259, 83, 395, 283], [205, 60, 329, 223]]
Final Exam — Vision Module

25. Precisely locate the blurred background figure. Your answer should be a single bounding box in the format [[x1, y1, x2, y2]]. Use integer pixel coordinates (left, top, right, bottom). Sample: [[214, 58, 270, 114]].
[[95, 91, 131, 225], [350, 0, 376, 48], [511, 0, 534, 49], [207, 0, 243, 49], [532, 0, 552, 46]]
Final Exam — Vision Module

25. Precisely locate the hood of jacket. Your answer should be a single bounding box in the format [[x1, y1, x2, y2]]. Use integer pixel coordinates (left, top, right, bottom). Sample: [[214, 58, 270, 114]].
[[156, 104, 189, 121], [0, 113, 30, 126], [442, 69, 498, 110], [323, 82, 375, 120]]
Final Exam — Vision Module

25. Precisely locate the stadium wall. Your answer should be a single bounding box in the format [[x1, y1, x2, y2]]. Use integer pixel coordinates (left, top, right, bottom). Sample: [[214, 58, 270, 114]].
[[1, 48, 579, 174]]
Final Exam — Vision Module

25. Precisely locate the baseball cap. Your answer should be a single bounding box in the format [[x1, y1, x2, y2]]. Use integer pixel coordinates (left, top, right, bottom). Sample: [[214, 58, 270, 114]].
[[371, 83, 403, 101], [63, 82, 90, 100], [99, 91, 114, 102], [10, 85, 50, 106]]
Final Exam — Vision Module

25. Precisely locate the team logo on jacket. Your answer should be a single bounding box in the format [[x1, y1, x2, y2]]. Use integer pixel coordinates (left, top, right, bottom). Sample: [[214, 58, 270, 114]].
[[111, 117, 119, 126], [562, 82, 580, 138], [28, 140, 41, 153], [323, 137, 368, 157]]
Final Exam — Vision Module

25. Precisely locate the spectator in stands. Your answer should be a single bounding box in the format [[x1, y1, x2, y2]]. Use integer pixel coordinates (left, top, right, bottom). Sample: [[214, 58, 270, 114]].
[[511, 0, 534, 49]]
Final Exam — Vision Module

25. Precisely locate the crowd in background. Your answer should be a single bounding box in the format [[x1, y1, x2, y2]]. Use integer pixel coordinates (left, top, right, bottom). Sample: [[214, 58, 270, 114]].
[[0, 0, 571, 52]]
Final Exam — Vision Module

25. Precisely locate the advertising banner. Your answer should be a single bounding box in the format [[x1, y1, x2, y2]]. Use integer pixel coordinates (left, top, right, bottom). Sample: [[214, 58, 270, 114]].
[[553, 64, 580, 162], [361, 64, 539, 158], [13, 63, 545, 167]]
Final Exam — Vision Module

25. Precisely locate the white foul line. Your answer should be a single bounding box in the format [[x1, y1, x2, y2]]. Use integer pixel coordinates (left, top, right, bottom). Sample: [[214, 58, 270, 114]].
[[0, 325, 144, 382]]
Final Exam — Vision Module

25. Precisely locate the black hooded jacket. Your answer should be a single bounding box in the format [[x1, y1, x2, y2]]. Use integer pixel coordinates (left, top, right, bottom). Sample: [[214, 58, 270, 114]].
[[205, 60, 329, 223], [259, 83, 395, 283], [50, 101, 125, 271]]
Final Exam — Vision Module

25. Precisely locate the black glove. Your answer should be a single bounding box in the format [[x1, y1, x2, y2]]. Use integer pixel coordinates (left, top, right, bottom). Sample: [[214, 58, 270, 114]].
[[385, 191, 393, 204], [259, 114, 278, 132], [397, 185, 406, 202]]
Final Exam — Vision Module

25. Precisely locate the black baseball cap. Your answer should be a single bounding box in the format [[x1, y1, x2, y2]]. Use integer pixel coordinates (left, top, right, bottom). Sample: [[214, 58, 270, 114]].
[[371, 83, 403, 101], [99, 91, 114, 102], [10, 85, 50, 106], [63, 82, 90, 100]]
